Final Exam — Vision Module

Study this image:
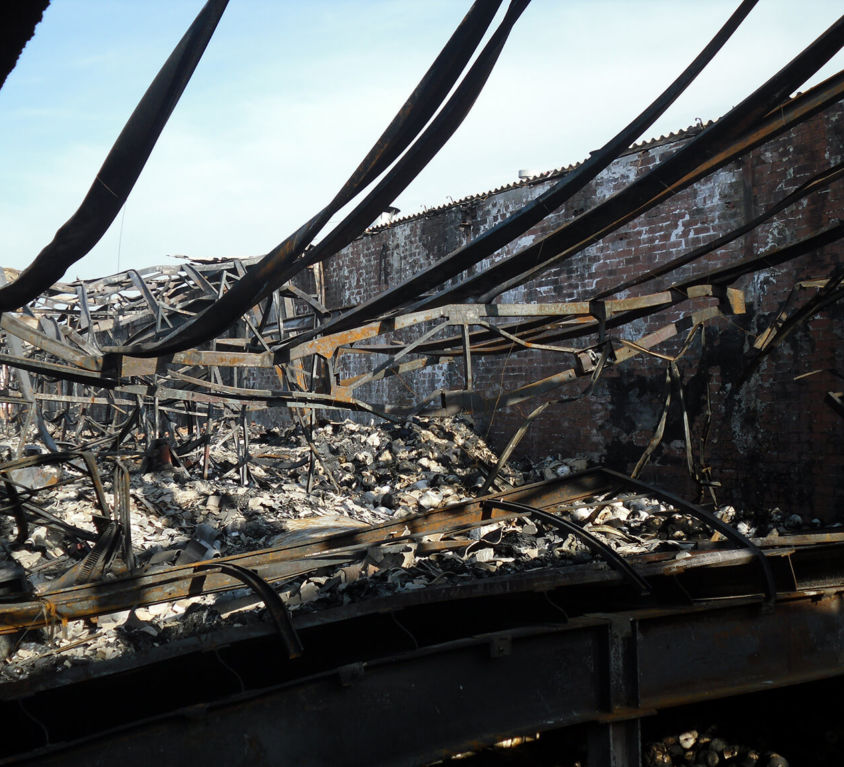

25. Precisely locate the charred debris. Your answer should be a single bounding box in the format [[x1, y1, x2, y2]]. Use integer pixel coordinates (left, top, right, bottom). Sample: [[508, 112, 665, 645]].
[[0, 1, 842, 765]]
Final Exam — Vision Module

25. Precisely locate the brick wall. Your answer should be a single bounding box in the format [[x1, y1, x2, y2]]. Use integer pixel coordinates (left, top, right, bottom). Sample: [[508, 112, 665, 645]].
[[322, 105, 844, 518]]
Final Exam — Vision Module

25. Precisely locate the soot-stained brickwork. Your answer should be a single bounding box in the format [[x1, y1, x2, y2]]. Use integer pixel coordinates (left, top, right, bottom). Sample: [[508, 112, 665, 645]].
[[322, 104, 843, 518]]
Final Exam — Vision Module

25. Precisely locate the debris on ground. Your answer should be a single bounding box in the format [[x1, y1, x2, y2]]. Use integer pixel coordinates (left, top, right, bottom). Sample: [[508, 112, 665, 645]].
[[645, 726, 791, 767], [0, 414, 824, 684]]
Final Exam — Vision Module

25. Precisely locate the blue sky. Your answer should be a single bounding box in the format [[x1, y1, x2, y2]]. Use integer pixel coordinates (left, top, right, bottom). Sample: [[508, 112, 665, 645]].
[[0, 1, 841, 280]]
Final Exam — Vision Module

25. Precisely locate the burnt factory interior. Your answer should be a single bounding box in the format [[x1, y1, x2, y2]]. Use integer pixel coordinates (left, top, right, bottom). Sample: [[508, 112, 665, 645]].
[[0, 1, 842, 765]]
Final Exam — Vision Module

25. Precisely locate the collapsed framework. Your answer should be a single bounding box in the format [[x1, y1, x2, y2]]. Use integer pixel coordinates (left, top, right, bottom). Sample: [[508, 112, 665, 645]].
[[0, 2, 842, 765]]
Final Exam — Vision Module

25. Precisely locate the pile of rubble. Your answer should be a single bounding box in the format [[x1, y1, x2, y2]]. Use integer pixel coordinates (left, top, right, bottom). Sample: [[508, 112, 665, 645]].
[[0, 415, 823, 683], [645, 727, 789, 767]]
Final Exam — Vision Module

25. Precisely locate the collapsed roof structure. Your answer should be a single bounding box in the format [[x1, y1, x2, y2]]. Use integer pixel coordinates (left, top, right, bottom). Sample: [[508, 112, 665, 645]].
[[0, 1, 842, 765]]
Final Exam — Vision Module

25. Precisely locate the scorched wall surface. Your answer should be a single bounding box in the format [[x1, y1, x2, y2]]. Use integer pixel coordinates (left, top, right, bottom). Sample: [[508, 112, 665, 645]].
[[322, 105, 843, 518]]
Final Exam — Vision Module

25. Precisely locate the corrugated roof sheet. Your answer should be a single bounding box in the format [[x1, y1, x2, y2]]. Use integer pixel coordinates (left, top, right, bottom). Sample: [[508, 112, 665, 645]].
[[364, 120, 715, 233]]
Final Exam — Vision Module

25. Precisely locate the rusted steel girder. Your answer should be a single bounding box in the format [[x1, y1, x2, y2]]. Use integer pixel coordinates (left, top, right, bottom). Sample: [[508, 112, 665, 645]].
[[431, 222, 842, 354], [0, 313, 101, 371], [327, 296, 736, 407], [0, 286, 737, 419], [2, 548, 843, 765], [1, 234, 831, 425], [0, 468, 777, 635], [0, 471, 611, 633]]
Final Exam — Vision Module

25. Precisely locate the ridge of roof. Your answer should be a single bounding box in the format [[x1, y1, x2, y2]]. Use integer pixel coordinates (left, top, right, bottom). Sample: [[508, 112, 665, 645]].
[[364, 120, 714, 233]]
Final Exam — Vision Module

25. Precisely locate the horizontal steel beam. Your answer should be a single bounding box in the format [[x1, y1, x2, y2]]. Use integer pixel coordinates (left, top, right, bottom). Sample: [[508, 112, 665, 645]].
[[4, 591, 843, 766]]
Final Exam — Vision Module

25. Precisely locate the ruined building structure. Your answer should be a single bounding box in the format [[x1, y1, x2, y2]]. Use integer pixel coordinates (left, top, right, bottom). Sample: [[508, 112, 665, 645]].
[[2, 6, 844, 765], [323, 103, 843, 517]]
